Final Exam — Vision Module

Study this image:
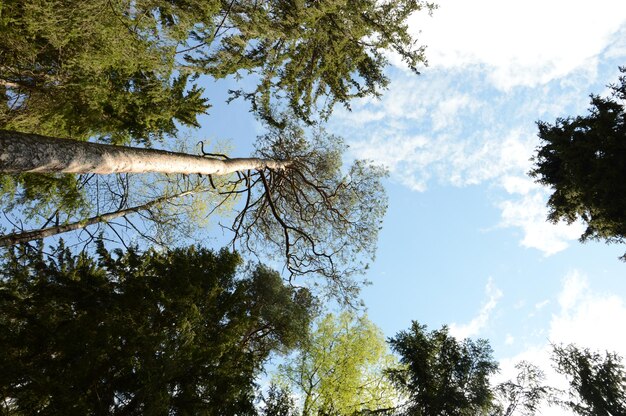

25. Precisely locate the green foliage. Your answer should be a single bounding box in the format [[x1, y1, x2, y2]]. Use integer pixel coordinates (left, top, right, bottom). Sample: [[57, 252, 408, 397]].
[[1, 0, 210, 218], [2, 0, 416, 267], [2, 0, 434, 134], [0, 243, 313, 415], [0, 121, 387, 296], [387, 322, 498, 416], [2, 0, 434, 138], [107, 170, 238, 247], [0, 173, 88, 223], [185, 0, 436, 123], [530, 67, 626, 260], [0, 0, 415, 315], [277, 312, 400, 415], [552, 344, 626, 416], [0, 149, 239, 251], [0, 0, 209, 144]]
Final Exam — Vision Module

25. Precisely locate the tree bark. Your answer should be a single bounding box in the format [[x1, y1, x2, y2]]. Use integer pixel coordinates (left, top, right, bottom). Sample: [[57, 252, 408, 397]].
[[0, 189, 200, 246], [0, 130, 292, 175], [0, 80, 20, 89]]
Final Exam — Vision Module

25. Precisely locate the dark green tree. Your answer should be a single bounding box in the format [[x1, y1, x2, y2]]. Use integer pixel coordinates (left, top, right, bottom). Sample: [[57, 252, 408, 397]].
[[0, 0, 209, 143], [0, 243, 313, 415], [552, 344, 626, 416], [386, 322, 498, 416], [1, 0, 210, 221], [1, 0, 434, 216], [530, 67, 626, 260], [2, 0, 409, 288]]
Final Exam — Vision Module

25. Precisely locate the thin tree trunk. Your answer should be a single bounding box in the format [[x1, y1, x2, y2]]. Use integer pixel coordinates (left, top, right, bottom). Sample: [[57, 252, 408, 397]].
[[0, 130, 292, 174], [0, 80, 20, 89], [0, 190, 199, 246]]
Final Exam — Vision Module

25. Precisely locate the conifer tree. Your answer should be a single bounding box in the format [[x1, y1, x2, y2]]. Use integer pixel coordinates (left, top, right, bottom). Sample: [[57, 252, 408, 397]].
[[0, 243, 313, 415], [387, 322, 498, 416], [553, 344, 626, 416], [531, 67, 626, 260]]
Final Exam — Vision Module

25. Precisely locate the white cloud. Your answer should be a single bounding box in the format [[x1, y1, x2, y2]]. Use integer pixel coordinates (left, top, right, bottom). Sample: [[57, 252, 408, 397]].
[[348, 134, 438, 191], [334, 4, 626, 258], [497, 184, 585, 256], [432, 94, 475, 131], [347, 123, 536, 192], [605, 23, 626, 58], [409, 0, 626, 89], [338, 108, 386, 125], [448, 129, 535, 187], [557, 271, 588, 313], [340, 78, 586, 257], [551, 271, 626, 352], [501, 175, 540, 195], [450, 278, 502, 339]]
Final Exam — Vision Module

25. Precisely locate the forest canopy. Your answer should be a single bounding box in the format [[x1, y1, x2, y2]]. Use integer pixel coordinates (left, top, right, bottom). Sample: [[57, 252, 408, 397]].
[[0, 243, 313, 414], [1, 0, 436, 139], [0, 0, 434, 294]]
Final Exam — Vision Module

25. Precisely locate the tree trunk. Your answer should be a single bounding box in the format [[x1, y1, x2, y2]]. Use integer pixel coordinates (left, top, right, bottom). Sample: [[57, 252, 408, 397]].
[[0, 130, 292, 174], [0, 80, 20, 89], [0, 189, 200, 246]]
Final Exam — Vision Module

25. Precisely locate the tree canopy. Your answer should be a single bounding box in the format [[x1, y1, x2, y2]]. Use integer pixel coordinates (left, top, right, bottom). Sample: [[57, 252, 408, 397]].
[[553, 344, 626, 416], [276, 312, 399, 415], [0, 124, 387, 299], [0, 0, 208, 144], [0, 243, 313, 415], [236, 122, 387, 297], [197, 0, 437, 123], [1, 0, 405, 295], [386, 322, 498, 416], [530, 67, 626, 260], [258, 383, 300, 416], [1, 0, 435, 134]]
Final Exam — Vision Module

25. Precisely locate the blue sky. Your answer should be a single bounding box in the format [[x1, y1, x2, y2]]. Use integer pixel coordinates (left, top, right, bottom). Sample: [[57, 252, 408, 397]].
[[322, 1, 626, 412], [196, 1, 626, 412]]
